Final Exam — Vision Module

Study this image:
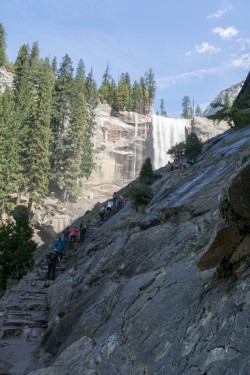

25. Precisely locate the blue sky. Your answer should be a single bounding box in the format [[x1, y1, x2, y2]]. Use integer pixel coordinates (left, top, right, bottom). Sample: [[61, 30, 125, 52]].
[[1, 0, 249, 117]]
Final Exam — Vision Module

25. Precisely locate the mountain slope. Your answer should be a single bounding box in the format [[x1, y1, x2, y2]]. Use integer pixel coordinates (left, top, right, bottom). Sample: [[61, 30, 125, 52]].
[[19, 124, 250, 375]]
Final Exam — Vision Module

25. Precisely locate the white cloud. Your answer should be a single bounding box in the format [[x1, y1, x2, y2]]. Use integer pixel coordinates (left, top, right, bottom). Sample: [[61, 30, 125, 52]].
[[213, 26, 238, 39], [236, 38, 250, 52], [207, 2, 233, 19], [185, 51, 192, 56], [195, 42, 221, 54], [156, 67, 223, 89], [230, 53, 250, 69]]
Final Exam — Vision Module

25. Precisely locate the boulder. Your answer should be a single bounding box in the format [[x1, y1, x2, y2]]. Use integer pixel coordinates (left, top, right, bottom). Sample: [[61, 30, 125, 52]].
[[197, 223, 243, 270], [227, 159, 250, 219]]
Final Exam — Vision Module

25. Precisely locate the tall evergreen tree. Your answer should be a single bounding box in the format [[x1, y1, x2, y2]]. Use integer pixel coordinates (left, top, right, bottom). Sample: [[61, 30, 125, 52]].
[[83, 69, 98, 178], [140, 77, 149, 114], [160, 98, 168, 117], [114, 74, 130, 111], [26, 58, 54, 208], [0, 23, 7, 66], [50, 54, 74, 200], [195, 104, 202, 117], [144, 68, 156, 111], [131, 80, 143, 113], [181, 95, 193, 119], [99, 63, 114, 105], [14, 44, 37, 202], [51, 56, 58, 75], [75, 58, 86, 93], [0, 88, 20, 213]]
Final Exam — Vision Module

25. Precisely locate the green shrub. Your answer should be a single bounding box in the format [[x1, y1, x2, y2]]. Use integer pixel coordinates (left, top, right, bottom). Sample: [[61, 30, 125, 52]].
[[0, 206, 37, 292], [128, 184, 153, 211]]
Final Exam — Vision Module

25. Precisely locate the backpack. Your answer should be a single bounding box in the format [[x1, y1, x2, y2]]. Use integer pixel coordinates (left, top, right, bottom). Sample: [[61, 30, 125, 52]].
[[55, 240, 64, 253], [48, 252, 58, 264]]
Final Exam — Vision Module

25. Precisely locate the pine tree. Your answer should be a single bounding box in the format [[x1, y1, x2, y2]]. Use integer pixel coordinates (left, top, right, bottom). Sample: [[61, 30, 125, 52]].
[[144, 68, 156, 111], [160, 98, 168, 117], [51, 56, 58, 75], [50, 54, 74, 200], [0, 88, 20, 213], [140, 77, 149, 114], [83, 69, 98, 178], [114, 75, 130, 111], [26, 58, 54, 208], [131, 80, 143, 113], [14, 44, 37, 202], [195, 104, 202, 117], [181, 95, 192, 119], [139, 157, 155, 184], [75, 58, 86, 93], [0, 23, 7, 66], [185, 132, 202, 163], [99, 63, 114, 105]]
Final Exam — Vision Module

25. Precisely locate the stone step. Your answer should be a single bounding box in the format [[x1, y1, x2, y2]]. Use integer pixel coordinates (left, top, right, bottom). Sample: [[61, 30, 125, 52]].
[[3, 318, 47, 329], [7, 302, 47, 313], [0, 326, 23, 338]]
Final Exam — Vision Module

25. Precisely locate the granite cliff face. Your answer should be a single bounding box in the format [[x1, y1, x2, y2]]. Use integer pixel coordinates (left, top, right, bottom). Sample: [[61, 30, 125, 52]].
[[203, 82, 243, 117], [1, 124, 247, 375], [78, 104, 229, 213]]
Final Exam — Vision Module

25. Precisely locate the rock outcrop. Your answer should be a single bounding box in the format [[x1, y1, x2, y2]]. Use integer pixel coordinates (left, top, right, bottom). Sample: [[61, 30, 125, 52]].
[[0, 124, 248, 374], [77, 104, 229, 214], [203, 81, 244, 117]]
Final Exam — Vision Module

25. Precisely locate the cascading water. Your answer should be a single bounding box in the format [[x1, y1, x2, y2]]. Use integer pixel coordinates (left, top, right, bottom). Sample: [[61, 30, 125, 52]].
[[152, 115, 191, 169]]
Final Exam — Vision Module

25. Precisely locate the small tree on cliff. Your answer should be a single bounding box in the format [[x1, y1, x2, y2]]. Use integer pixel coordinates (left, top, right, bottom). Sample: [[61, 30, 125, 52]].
[[139, 157, 155, 184], [185, 133, 202, 163]]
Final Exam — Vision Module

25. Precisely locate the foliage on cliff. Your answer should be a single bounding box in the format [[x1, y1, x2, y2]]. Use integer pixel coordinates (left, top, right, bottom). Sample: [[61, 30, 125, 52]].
[[0, 206, 37, 293], [208, 71, 250, 128], [139, 157, 155, 184], [167, 132, 202, 163]]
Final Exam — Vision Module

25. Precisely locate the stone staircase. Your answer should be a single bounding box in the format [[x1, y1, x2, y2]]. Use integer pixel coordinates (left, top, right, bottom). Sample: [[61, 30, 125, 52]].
[[0, 238, 84, 375], [0, 221, 107, 374]]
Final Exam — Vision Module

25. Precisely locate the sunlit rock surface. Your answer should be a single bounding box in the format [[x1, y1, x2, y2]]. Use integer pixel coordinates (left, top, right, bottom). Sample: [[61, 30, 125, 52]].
[[21, 124, 250, 375], [79, 105, 229, 212]]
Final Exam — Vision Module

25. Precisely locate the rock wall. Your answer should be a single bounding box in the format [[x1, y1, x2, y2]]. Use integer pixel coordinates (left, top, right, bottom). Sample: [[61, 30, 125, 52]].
[[78, 104, 229, 212], [22, 124, 250, 375]]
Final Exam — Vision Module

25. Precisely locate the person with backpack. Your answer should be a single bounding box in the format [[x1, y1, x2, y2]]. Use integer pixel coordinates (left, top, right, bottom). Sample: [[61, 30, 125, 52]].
[[79, 220, 88, 243], [106, 201, 113, 215], [46, 249, 59, 281], [63, 226, 71, 251], [54, 236, 64, 261], [99, 206, 105, 224]]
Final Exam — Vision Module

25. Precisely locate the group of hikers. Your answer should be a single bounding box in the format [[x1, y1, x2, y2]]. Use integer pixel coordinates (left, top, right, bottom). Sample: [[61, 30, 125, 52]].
[[47, 191, 126, 281], [47, 220, 89, 281], [99, 191, 125, 224]]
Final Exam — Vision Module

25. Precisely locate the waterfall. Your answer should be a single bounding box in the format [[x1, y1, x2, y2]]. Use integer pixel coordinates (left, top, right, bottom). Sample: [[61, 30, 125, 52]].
[[152, 115, 191, 170]]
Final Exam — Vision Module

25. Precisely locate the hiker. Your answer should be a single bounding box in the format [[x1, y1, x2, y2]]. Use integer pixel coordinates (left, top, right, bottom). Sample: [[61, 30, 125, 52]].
[[119, 193, 124, 207], [99, 206, 105, 223], [63, 226, 71, 251], [47, 249, 59, 281], [69, 227, 78, 244], [54, 236, 64, 261], [79, 220, 88, 243], [106, 201, 113, 215], [112, 192, 117, 206]]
